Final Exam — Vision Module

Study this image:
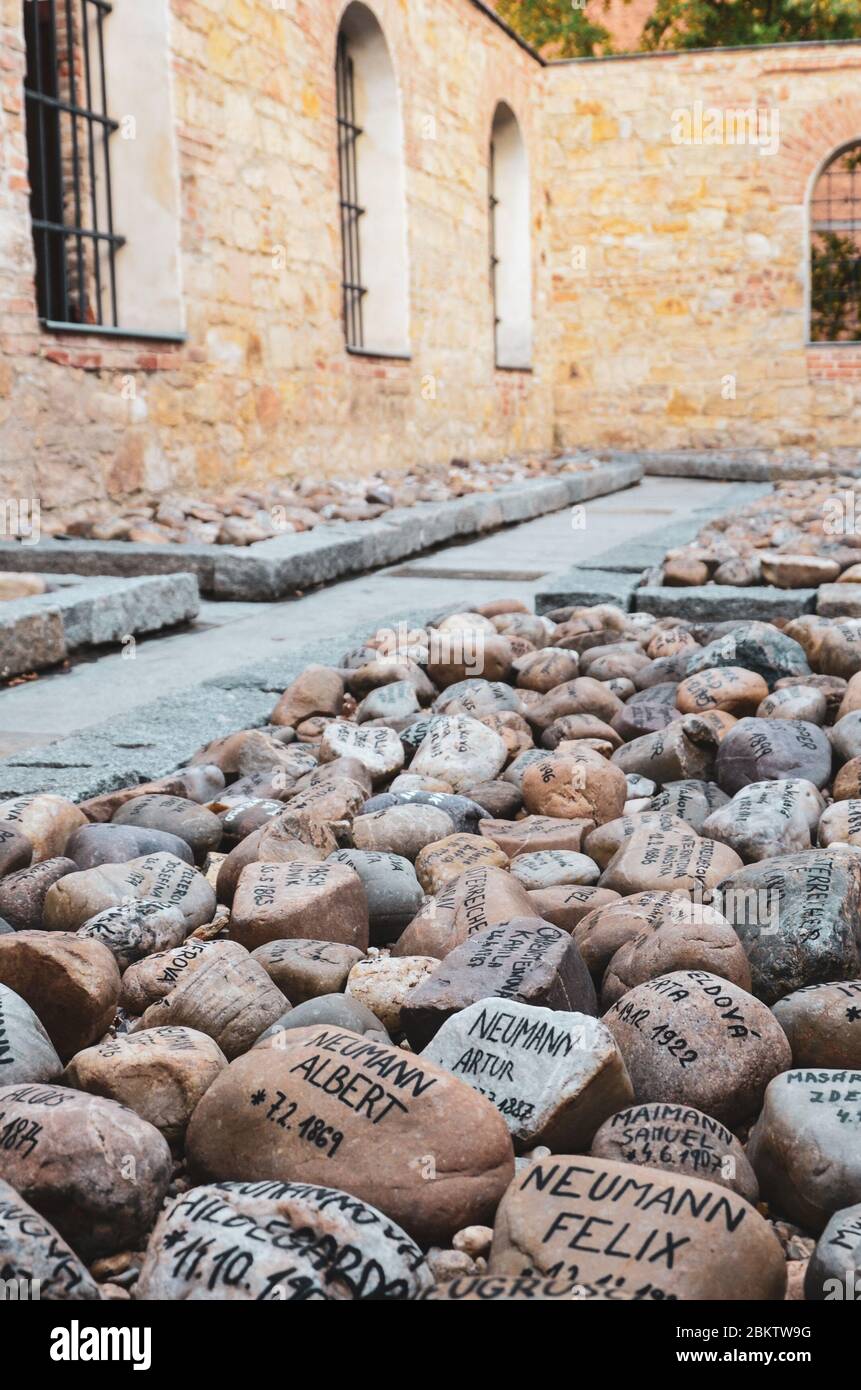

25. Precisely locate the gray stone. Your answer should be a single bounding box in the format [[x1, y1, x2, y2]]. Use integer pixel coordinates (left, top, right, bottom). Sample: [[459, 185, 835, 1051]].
[[256, 992, 389, 1045], [65, 822, 194, 869], [636, 586, 817, 623], [805, 1203, 861, 1299], [76, 898, 188, 971], [0, 1178, 101, 1300], [328, 849, 424, 943], [716, 718, 832, 794], [684, 621, 811, 690], [703, 779, 824, 862], [0, 982, 62, 1084]]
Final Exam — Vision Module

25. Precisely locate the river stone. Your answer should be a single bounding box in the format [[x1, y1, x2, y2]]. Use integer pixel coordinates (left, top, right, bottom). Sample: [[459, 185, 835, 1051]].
[[137, 1179, 432, 1301], [0, 857, 77, 931], [0, 983, 62, 1084], [757, 685, 828, 724], [830, 710, 861, 767], [676, 667, 768, 718], [610, 720, 715, 785], [834, 757, 861, 801], [527, 886, 621, 934], [319, 722, 404, 784], [480, 816, 594, 858], [0, 1178, 101, 1300], [591, 1102, 758, 1202], [186, 1027, 515, 1247], [85, 767, 225, 818], [112, 794, 223, 858], [601, 907, 751, 1007], [603, 970, 791, 1126], [352, 805, 457, 860], [422, 1001, 632, 1153], [328, 850, 423, 944], [772, 980, 861, 1068], [574, 891, 705, 981], [522, 751, 627, 826], [716, 718, 832, 796], [42, 853, 216, 932], [584, 813, 693, 870], [434, 678, 522, 719], [747, 1069, 861, 1233], [394, 865, 534, 960], [599, 829, 742, 896], [134, 943, 288, 1059], [702, 779, 824, 863], [345, 956, 438, 1035], [648, 780, 730, 833], [258, 994, 388, 1044], [0, 827, 32, 878], [231, 860, 369, 953], [611, 700, 677, 742], [541, 713, 622, 751], [65, 822, 194, 869], [415, 834, 509, 895], [810, 620, 861, 680], [0, 932, 120, 1062], [502, 749, 551, 790], [514, 648, 580, 693], [64, 1026, 227, 1148], [215, 816, 334, 910], [819, 799, 861, 848], [0, 1083, 171, 1259], [401, 919, 597, 1051], [717, 849, 861, 1004], [0, 795, 87, 864], [356, 680, 421, 725], [465, 781, 523, 820], [418, 1275, 633, 1301], [685, 622, 810, 689], [805, 1204, 861, 1300], [363, 789, 489, 835], [399, 715, 449, 757], [509, 851, 600, 891], [251, 939, 364, 1003], [489, 1154, 786, 1300], [527, 678, 623, 732], [76, 898, 188, 971], [119, 937, 227, 1013], [271, 664, 345, 727], [218, 799, 285, 842], [410, 716, 507, 794]]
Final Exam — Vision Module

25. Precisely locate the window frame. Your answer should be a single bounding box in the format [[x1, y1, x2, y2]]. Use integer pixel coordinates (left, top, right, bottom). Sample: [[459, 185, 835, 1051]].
[[807, 139, 861, 348]]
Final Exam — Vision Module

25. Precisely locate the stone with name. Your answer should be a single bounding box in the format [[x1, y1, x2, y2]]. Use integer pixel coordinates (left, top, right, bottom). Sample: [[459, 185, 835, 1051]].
[[804, 1203, 861, 1300], [0, 1178, 101, 1300], [480, 815, 594, 858], [757, 685, 827, 724], [111, 794, 223, 858], [410, 716, 508, 794], [351, 804, 457, 860], [319, 721, 405, 783], [186, 1026, 515, 1246], [0, 826, 32, 878], [716, 718, 832, 795], [356, 680, 421, 725], [423, 1001, 632, 1152], [818, 799, 861, 849], [685, 622, 810, 689], [603, 970, 791, 1126], [119, 937, 225, 1014], [43, 853, 216, 932], [601, 905, 751, 1006], [522, 750, 627, 826], [66, 822, 194, 869], [0, 932, 120, 1062], [509, 851, 600, 891], [0, 857, 77, 931], [590, 1102, 758, 1201], [251, 938, 364, 1003], [394, 865, 534, 960], [611, 719, 716, 785], [574, 891, 704, 981], [584, 812, 694, 871], [648, 780, 730, 833], [231, 860, 369, 952], [76, 898, 188, 971], [0, 795, 87, 864], [702, 779, 824, 862], [527, 885, 621, 934], [676, 667, 768, 718], [0, 982, 62, 1084], [599, 829, 742, 896], [415, 834, 509, 895], [772, 980, 861, 1069], [328, 850, 423, 944]]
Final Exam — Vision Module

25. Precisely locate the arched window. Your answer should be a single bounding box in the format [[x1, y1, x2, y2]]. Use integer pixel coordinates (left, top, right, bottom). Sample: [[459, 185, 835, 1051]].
[[489, 102, 532, 370], [810, 142, 861, 344], [335, 3, 409, 357]]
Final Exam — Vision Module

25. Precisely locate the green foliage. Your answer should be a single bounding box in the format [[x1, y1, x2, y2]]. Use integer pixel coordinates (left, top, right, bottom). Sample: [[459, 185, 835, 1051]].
[[642, 0, 861, 51], [496, 1, 618, 58], [811, 232, 861, 343]]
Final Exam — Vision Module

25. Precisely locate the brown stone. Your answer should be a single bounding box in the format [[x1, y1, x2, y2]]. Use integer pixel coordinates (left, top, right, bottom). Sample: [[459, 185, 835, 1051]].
[[251, 938, 365, 1003], [514, 648, 580, 693], [527, 678, 623, 733], [352, 803, 457, 859], [0, 931, 120, 1062], [591, 1102, 759, 1202], [394, 864, 534, 960], [772, 980, 861, 1069], [584, 812, 693, 870], [119, 938, 236, 1014], [676, 667, 768, 718], [415, 833, 509, 895], [230, 860, 369, 952], [601, 906, 752, 1007], [760, 553, 841, 588], [186, 1026, 515, 1247], [0, 856, 77, 931], [522, 749, 627, 826], [42, 853, 216, 932], [479, 815, 594, 857], [270, 665, 345, 727], [527, 885, 621, 933], [0, 795, 87, 863], [0, 826, 32, 878], [600, 828, 742, 895], [0, 1178, 101, 1300], [79, 765, 226, 821]]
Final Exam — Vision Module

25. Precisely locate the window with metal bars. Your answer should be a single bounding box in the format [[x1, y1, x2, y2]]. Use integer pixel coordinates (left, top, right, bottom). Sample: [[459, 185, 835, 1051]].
[[23, 0, 124, 330], [810, 143, 861, 344], [336, 33, 366, 351], [489, 139, 500, 364]]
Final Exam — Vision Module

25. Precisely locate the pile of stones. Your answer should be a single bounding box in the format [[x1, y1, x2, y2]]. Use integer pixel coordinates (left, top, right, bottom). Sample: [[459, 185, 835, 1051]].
[[658, 474, 861, 590], [2, 598, 861, 1301], [31, 455, 600, 548]]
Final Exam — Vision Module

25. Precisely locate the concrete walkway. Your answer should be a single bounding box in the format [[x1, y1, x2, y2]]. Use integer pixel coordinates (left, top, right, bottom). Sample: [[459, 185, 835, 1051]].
[[0, 475, 739, 758]]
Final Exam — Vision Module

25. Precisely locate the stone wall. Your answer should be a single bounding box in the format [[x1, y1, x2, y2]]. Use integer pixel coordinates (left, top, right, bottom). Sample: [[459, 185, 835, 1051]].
[[544, 42, 861, 452], [1, 2, 860, 515]]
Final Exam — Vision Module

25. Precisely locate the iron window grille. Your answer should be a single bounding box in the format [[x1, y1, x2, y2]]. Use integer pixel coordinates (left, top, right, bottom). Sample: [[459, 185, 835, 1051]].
[[489, 138, 500, 363], [336, 33, 366, 351], [23, 0, 124, 330], [810, 144, 861, 344]]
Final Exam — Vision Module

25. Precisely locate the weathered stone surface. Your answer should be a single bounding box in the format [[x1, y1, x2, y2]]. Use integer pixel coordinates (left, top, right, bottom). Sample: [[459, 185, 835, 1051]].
[[584, 812, 693, 870], [415, 833, 509, 895], [231, 860, 369, 952], [522, 750, 627, 826], [685, 623, 810, 689], [401, 919, 597, 1050], [717, 849, 861, 1005], [465, 780, 522, 819], [747, 1069, 861, 1233], [352, 804, 457, 860], [527, 885, 621, 933], [761, 553, 841, 588], [591, 1102, 758, 1201], [43, 853, 216, 932], [509, 850, 599, 891], [328, 850, 423, 944], [600, 829, 742, 896], [270, 665, 345, 727], [648, 779, 730, 833], [805, 1203, 861, 1300], [703, 779, 824, 863], [480, 815, 594, 857], [64, 1026, 227, 1147], [0, 982, 62, 1084], [186, 1027, 515, 1247], [611, 719, 715, 785], [601, 906, 751, 1006], [0, 1083, 171, 1259], [434, 678, 522, 719], [119, 937, 224, 1014], [135, 943, 288, 1059], [603, 970, 791, 1126], [489, 1154, 786, 1300], [394, 865, 534, 960], [423, 1001, 632, 1152], [258, 994, 387, 1044], [772, 981, 861, 1069], [0, 932, 120, 1062], [0, 795, 87, 863], [716, 717, 832, 795], [676, 667, 768, 718], [251, 939, 364, 1003], [0, 1178, 101, 1300], [319, 722, 404, 783], [410, 716, 507, 794], [345, 956, 438, 1035], [514, 648, 580, 693], [356, 680, 421, 724], [66, 822, 194, 869], [363, 790, 491, 837], [112, 794, 223, 858], [0, 826, 32, 878], [137, 1180, 432, 1301], [76, 898, 188, 971], [757, 685, 828, 724], [0, 856, 77, 931], [818, 799, 861, 848]]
